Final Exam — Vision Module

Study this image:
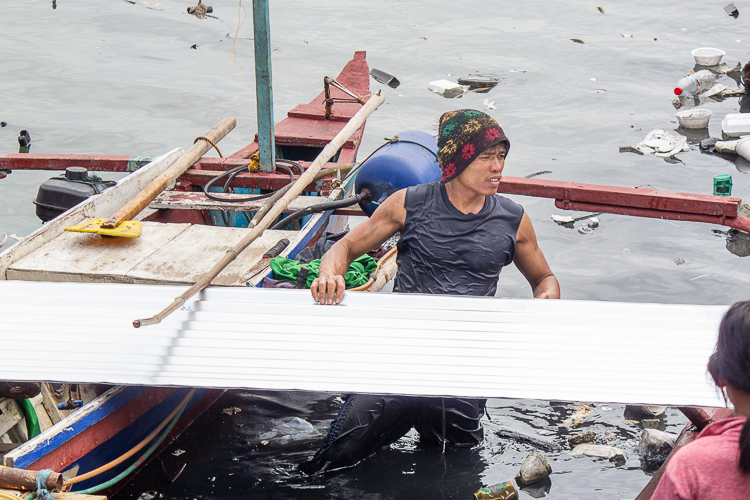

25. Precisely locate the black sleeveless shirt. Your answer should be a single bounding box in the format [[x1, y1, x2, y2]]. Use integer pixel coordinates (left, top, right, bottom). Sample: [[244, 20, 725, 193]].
[[393, 182, 524, 296]]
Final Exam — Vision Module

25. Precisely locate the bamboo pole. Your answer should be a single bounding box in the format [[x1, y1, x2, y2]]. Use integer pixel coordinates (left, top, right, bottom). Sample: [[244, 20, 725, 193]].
[[101, 117, 236, 229], [133, 91, 385, 328]]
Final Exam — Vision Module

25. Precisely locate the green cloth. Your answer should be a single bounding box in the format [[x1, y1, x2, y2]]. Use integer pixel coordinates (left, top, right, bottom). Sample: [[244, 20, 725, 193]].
[[270, 254, 377, 289]]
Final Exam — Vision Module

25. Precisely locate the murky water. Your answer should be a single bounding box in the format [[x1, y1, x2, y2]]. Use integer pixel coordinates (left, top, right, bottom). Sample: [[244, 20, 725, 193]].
[[2, 0, 747, 497], [114, 391, 688, 500]]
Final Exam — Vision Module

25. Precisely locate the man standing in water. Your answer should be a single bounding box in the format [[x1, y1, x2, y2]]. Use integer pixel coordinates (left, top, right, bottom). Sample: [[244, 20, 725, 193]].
[[300, 109, 560, 474]]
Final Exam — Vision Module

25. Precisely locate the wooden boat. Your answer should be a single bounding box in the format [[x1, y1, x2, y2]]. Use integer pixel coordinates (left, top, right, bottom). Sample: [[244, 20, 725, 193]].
[[0, 51, 373, 495]]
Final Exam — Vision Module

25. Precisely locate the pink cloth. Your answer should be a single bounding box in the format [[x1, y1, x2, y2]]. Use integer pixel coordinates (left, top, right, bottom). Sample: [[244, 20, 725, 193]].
[[651, 417, 750, 500]]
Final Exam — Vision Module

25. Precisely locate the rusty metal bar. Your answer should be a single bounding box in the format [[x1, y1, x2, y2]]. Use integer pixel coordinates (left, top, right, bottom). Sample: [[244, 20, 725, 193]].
[[0, 466, 63, 492]]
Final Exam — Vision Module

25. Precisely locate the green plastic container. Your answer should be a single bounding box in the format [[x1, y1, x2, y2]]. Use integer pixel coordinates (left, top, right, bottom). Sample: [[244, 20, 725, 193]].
[[714, 174, 732, 196]]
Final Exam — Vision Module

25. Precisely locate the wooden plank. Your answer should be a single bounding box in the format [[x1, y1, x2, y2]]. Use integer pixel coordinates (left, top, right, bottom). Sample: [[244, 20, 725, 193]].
[[0, 149, 184, 280], [0, 400, 24, 439], [7, 222, 190, 283], [0, 154, 132, 173], [124, 226, 298, 286], [497, 176, 741, 217], [150, 191, 364, 215], [273, 117, 362, 148], [179, 168, 338, 193]]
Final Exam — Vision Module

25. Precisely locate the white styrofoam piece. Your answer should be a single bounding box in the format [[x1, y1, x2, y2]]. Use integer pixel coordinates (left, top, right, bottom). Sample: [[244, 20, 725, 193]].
[[0, 281, 728, 407]]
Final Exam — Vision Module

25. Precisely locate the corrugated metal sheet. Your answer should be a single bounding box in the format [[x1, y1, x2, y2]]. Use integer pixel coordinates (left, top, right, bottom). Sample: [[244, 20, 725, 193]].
[[0, 280, 727, 406]]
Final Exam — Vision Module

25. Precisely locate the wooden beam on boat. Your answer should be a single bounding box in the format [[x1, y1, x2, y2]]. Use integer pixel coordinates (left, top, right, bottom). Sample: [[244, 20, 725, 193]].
[[0, 155, 133, 173], [179, 167, 340, 193], [497, 176, 740, 216], [149, 191, 364, 215], [0, 281, 729, 407]]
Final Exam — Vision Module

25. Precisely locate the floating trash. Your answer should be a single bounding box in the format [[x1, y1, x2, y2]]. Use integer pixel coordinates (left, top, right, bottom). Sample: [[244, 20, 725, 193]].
[[508, 68, 527, 73], [597, 6, 605, 14], [187, 0, 212, 18], [370, 68, 400, 88], [570, 444, 628, 464], [222, 406, 242, 415], [563, 404, 594, 426], [568, 431, 596, 446], [634, 129, 689, 157], [483, 98, 496, 110], [474, 481, 518, 500], [636, 428, 676, 469], [551, 213, 600, 226], [571, 38, 585, 44], [515, 452, 552, 486], [427, 79, 467, 98], [457, 76, 499, 91], [18, 130, 31, 154], [724, 2, 739, 18]]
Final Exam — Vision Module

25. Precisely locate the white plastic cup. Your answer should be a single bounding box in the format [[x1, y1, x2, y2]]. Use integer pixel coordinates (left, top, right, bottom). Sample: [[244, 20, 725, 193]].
[[691, 47, 726, 66], [675, 108, 712, 129]]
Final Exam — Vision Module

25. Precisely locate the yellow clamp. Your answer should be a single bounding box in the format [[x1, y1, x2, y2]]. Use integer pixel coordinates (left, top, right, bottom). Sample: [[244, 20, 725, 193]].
[[247, 152, 261, 172]]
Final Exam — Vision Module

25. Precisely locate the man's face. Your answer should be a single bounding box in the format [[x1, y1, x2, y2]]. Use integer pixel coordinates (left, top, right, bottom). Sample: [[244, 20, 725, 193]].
[[453, 144, 507, 196]]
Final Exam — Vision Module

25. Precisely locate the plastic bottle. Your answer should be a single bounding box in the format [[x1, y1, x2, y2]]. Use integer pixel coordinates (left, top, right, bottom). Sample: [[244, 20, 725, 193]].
[[674, 70, 716, 96]]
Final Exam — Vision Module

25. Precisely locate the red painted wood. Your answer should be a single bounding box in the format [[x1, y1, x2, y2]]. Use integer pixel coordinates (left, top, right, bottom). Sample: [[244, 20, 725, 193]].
[[271, 118, 362, 148], [144, 208, 213, 224], [0, 155, 132, 172], [27, 388, 177, 472], [498, 176, 741, 217], [555, 200, 750, 232]]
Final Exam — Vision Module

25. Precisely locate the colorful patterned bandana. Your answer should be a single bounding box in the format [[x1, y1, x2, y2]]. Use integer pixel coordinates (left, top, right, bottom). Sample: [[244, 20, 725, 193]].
[[437, 109, 510, 183]]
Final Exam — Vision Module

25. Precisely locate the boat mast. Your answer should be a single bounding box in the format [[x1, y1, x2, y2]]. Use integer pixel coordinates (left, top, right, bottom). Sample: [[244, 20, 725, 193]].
[[253, 0, 275, 172]]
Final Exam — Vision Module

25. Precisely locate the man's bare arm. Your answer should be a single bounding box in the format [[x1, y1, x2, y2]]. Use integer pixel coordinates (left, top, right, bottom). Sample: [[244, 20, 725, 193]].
[[513, 213, 560, 299], [311, 189, 407, 304]]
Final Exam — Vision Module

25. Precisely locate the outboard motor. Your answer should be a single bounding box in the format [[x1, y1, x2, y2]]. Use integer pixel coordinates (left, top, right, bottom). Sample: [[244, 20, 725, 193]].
[[354, 130, 440, 217], [33, 167, 116, 222]]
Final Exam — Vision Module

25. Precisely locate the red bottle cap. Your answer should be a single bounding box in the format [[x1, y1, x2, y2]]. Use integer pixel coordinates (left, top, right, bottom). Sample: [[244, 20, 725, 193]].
[[674, 87, 683, 95]]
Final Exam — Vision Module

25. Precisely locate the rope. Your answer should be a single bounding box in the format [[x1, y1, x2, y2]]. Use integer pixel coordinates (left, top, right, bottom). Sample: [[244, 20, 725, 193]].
[[34, 470, 55, 500], [194, 136, 223, 158], [229, 0, 246, 70], [126, 155, 155, 172]]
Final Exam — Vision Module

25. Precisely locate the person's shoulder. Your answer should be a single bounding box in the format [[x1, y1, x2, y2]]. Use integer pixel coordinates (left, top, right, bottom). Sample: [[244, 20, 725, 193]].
[[492, 194, 524, 217], [666, 432, 738, 474], [409, 181, 441, 195]]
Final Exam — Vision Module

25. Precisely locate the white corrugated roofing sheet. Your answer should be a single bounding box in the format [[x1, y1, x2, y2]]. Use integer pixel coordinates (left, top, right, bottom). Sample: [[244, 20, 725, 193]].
[[0, 280, 727, 407]]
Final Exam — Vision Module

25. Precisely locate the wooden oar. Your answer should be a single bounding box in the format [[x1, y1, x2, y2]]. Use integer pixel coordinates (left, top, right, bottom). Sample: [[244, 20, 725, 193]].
[[65, 117, 236, 237], [133, 91, 385, 328]]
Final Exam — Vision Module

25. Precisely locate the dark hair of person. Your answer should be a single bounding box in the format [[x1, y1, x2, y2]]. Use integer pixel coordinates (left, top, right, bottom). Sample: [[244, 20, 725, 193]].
[[708, 300, 750, 474]]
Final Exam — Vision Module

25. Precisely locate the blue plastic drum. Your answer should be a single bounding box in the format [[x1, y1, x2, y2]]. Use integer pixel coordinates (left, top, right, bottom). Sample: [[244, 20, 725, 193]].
[[354, 131, 440, 217]]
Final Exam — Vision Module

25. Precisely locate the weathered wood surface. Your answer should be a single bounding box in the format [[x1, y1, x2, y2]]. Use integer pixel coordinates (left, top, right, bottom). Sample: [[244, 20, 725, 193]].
[[0, 149, 184, 280], [149, 191, 364, 215], [7, 222, 297, 287], [0, 395, 51, 443]]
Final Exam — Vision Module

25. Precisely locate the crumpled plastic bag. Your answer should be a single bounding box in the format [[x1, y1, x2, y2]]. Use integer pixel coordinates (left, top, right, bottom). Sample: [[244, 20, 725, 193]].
[[636, 129, 690, 157]]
